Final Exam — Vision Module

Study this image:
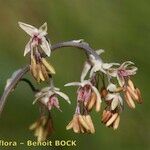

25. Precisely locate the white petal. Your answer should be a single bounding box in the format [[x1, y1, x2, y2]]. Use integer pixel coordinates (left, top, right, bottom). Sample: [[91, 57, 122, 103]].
[[41, 87, 51, 92], [91, 86, 102, 102], [18, 22, 38, 36], [40, 38, 51, 57], [80, 61, 91, 82], [40, 96, 49, 104], [102, 63, 120, 70], [55, 91, 71, 104], [53, 87, 60, 91], [105, 93, 116, 100], [118, 95, 123, 106], [111, 97, 119, 110], [24, 38, 32, 56], [39, 22, 47, 34], [108, 69, 117, 77], [107, 83, 117, 92], [64, 82, 81, 87], [117, 75, 125, 87], [95, 49, 105, 55], [89, 66, 97, 77], [120, 61, 134, 68]]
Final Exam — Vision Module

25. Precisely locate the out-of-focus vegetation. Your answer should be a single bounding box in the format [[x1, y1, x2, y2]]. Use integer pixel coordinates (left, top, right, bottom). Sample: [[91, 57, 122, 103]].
[[0, 0, 149, 150]]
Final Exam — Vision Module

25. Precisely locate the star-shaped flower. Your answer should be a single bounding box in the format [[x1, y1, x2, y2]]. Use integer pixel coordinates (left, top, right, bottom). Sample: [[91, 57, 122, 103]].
[[108, 61, 137, 87], [65, 80, 101, 104], [80, 49, 119, 81], [33, 86, 70, 111], [18, 22, 51, 57], [105, 83, 123, 111]]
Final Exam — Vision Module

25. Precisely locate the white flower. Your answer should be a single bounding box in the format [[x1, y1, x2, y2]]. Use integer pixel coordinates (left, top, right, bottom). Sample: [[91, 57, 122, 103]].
[[108, 61, 138, 87], [33, 86, 70, 111], [80, 49, 119, 81], [65, 80, 101, 103], [18, 22, 51, 57], [106, 83, 123, 110]]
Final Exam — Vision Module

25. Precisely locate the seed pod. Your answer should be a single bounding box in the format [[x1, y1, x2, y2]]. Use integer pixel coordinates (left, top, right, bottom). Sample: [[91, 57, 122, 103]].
[[125, 91, 135, 109], [37, 127, 44, 142], [78, 115, 90, 131], [30, 56, 38, 79], [135, 88, 143, 103], [39, 68, 45, 81], [113, 115, 120, 130], [79, 123, 85, 133], [41, 58, 56, 74], [36, 64, 41, 82], [102, 111, 112, 123], [87, 92, 96, 111], [106, 113, 118, 127], [41, 65, 49, 80], [111, 97, 119, 110], [102, 110, 111, 122], [34, 127, 40, 137], [128, 79, 135, 91], [127, 86, 138, 100], [95, 98, 101, 112], [72, 115, 80, 133], [66, 120, 73, 130], [85, 115, 95, 133], [29, 122, 38, 130]]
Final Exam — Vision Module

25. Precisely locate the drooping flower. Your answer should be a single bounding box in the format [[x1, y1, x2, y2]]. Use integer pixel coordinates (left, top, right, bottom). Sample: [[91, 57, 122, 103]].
[[124, 79, 143, 109], [107, 61, 142, 108], [65, 79, 101, 134], [108, 61, 137, 87], [66, 114, 95, 134], [101, 83, 123, 130], [29, 115, 53, 142], [65, 79, 101, 112], [101, 108, 120, 130], [19, 22, 55, 82], [18, 22, 51, 57], [33, 86, 70, 111], [30, 53, 56, 82], [105, 83, 123, 111], [80, 49, 119, 81]]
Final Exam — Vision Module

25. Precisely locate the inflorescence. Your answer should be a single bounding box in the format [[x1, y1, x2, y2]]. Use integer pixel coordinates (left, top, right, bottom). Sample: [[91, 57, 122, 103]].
[[0, 22, 143, 141]]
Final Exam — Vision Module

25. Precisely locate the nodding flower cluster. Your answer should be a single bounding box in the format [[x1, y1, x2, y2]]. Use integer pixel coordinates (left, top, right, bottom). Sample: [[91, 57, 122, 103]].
[[0, 22, 143, 142]]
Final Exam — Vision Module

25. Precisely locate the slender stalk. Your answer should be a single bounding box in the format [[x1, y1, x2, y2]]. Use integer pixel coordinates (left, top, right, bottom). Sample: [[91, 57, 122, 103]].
[[0, 65, 29, 114], [20, 78, 39, 93], [0, 40, 103, 115]]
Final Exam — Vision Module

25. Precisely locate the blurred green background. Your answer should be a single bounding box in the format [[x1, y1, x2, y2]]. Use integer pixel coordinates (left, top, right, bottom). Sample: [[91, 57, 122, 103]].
[[0, 0, 149, 150]]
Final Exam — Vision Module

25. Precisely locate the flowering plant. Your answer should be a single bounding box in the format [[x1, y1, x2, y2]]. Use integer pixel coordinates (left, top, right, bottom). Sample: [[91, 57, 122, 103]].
[[0, 22, 143, 141]]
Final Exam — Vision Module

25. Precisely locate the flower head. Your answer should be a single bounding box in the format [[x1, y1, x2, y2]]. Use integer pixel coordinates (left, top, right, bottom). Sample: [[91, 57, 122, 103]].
[[105, 83, 123, 111], [124, 79, 143, 109], [65, 79, 101, 112], [18, 22, 51, 57], [80, 49, 119, 81], [29, 115, 53, 142], [34, 85, 70, 111], [100, 83, 123, 130], [101, 108, 120, 130], [108, 61, 138, 87], [30, 54, 56, 82], [66, 114, 95, 134]]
